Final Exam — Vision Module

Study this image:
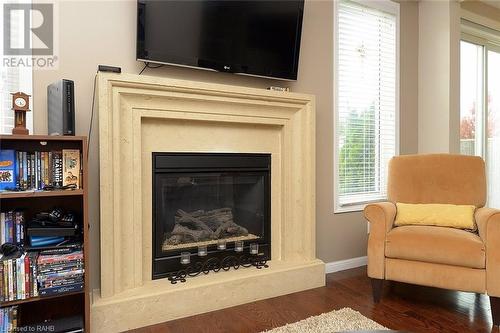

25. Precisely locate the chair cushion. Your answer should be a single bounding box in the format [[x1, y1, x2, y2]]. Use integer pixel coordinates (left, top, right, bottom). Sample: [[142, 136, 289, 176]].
[[385, 225, 486, 269], [394, 203, 476, 230]]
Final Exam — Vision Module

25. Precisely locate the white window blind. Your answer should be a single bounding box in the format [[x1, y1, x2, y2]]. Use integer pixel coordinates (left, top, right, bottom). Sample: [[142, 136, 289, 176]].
[[335, 0, 398, 211], [0, 1, 33, 134]]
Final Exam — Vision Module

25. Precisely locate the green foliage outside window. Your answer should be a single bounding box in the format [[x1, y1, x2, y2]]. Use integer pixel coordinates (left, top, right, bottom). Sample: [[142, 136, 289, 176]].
[[339, 106, 376, 194]]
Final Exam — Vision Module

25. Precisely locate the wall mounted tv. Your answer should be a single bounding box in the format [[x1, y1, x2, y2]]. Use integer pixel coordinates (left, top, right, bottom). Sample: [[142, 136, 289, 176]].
[[137, 0, 304, 81]]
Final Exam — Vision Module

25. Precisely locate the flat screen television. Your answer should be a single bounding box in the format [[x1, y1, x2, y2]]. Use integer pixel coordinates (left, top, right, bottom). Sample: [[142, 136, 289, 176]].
[[137, 0, 304, 81]]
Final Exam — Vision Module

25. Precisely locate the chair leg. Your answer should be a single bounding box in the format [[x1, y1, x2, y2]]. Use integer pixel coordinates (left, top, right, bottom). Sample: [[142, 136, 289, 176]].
[[371, 278, 383, 303], [491, 296, 500, 327]]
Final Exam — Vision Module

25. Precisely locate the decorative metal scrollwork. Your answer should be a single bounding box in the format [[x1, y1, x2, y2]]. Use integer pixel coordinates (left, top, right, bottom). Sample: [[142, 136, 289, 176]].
[[167, 254, 269, 284]]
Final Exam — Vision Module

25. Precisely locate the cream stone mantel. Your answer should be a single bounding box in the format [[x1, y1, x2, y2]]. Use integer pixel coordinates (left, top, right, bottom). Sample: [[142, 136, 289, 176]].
[[92, 73, 325, 332]]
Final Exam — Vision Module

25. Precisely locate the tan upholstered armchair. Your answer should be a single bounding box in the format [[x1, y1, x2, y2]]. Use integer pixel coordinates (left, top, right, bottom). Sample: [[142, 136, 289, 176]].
[[364, 154, 500, 326]]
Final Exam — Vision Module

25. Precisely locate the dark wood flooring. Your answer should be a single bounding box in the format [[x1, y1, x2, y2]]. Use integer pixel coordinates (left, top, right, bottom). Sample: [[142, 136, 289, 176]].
[[129, 266, 499, 333]]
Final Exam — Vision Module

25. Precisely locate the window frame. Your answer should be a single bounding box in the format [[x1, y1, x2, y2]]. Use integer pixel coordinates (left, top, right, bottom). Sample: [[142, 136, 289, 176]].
[[333, 0, 401, 214], [461, 20, 500, 156], [460, 20, 500, 208]]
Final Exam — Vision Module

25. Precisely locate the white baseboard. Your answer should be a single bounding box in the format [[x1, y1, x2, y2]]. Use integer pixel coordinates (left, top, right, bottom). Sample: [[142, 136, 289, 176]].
[[325, 256, 368, 274]]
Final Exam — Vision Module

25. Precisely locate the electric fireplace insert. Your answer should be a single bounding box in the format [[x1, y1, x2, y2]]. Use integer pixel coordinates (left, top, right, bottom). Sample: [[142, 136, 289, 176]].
[[152, 153, 271, 279]]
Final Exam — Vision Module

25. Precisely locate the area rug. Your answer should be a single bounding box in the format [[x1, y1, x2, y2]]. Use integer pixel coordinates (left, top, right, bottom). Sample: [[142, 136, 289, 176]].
[[262, 307, 388, 333]]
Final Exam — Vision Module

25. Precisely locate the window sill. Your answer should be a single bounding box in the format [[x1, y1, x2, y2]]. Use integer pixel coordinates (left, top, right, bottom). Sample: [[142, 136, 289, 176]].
[[334, 198, 388, 214], [334, 204, 366, 214]]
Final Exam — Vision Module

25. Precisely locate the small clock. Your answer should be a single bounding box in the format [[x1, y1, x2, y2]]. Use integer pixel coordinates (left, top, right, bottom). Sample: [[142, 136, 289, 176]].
[[11, 91, 31, 135], [12, 92, 30, 111]]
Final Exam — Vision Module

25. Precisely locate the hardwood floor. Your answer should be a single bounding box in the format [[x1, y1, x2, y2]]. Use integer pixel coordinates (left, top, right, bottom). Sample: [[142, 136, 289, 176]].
[[129, 266, 499, 333]]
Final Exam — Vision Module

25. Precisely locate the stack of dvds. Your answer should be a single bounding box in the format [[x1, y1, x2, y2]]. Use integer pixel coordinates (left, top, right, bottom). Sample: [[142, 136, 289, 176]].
[[0, 252, 38, 302], [0, 306, 18, 332], [37, 250, 84, 297]]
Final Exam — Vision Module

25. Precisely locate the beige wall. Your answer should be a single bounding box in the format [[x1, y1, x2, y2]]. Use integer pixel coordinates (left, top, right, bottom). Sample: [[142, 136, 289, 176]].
[[418, 0, 461, 154], [32, 0, 419, 291]]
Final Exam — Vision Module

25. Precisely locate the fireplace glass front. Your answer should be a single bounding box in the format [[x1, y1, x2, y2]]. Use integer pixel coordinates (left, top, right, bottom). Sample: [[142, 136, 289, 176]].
[[152, 153, 271, 279]]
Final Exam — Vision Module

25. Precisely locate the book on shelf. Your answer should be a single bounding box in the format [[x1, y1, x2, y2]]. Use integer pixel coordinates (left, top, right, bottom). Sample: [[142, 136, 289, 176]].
[[62, 149, 80, 189], [39, 283, 84, 297], [0, 211, 25, 245], [52, 151, 63, 188], [0, 150, 16, 191], [0, 306, 18, 332], [37, 251, 83, 265], [0, 148, 81, 191]]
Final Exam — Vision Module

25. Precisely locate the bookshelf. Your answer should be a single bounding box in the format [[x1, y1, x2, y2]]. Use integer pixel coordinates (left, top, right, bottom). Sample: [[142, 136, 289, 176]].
[[1, 290, 85, 307], [0, 135, 89, 332], [0, 189, 84, 199]]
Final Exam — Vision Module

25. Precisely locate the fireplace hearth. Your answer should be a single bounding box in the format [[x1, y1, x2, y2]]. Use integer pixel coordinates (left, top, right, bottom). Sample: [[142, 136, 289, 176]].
[[152, 153, 271, 280]]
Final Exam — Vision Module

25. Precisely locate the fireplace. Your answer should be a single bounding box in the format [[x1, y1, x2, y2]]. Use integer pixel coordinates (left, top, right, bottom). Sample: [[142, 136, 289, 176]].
[[152, 153, 271, 279], [94, 74, 322, 332]]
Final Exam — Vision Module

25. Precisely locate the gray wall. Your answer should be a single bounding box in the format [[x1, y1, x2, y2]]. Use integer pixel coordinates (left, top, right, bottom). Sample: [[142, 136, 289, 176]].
[[32, 0, 419, 291]]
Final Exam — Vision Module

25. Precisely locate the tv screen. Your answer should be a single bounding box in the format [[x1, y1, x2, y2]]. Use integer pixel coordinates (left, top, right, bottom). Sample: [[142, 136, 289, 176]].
[[137, 0, 304, 80]]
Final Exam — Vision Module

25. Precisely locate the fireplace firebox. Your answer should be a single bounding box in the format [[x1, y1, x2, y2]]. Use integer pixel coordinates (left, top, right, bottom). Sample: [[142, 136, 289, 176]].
[[152, 153, 271, 279]]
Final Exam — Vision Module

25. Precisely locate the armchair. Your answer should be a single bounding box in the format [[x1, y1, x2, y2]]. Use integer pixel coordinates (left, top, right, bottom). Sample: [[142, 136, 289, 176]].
[[364, 154, 500, 326]]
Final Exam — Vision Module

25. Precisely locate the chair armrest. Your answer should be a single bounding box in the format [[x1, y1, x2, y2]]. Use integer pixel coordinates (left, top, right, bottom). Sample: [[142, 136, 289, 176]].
[[364, 201, 397, 234], [363, 202, 397, 279], [475, 207, 500, 296]]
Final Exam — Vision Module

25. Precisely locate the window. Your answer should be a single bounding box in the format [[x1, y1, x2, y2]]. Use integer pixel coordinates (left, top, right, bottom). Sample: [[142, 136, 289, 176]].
[[460, 20, 500, 208], [334, 0, 399, 212], [459, 40, 483, 157], [0, 2, 33, 134]]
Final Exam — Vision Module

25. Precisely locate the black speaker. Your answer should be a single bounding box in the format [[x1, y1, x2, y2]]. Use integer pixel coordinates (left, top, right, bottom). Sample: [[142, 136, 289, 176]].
[[48, 79, 75, 136]]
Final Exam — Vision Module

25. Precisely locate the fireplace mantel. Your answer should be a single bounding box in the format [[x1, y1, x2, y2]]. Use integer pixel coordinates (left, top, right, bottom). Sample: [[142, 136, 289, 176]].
[[92, 73, 324, 332]]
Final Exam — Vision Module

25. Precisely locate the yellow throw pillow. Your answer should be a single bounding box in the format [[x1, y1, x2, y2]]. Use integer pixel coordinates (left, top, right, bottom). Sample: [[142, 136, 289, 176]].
[[394, 203, 476, 230]]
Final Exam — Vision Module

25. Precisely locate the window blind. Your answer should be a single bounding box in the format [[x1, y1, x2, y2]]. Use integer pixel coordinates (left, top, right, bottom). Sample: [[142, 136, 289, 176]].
[[336, 0, 397, 208], [0, 1, 33, 134]]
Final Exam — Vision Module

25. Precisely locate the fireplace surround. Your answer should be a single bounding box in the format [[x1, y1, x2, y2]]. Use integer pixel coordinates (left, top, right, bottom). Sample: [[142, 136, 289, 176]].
[[93, 73, 324, 332], [152, 152, 271, 279]]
